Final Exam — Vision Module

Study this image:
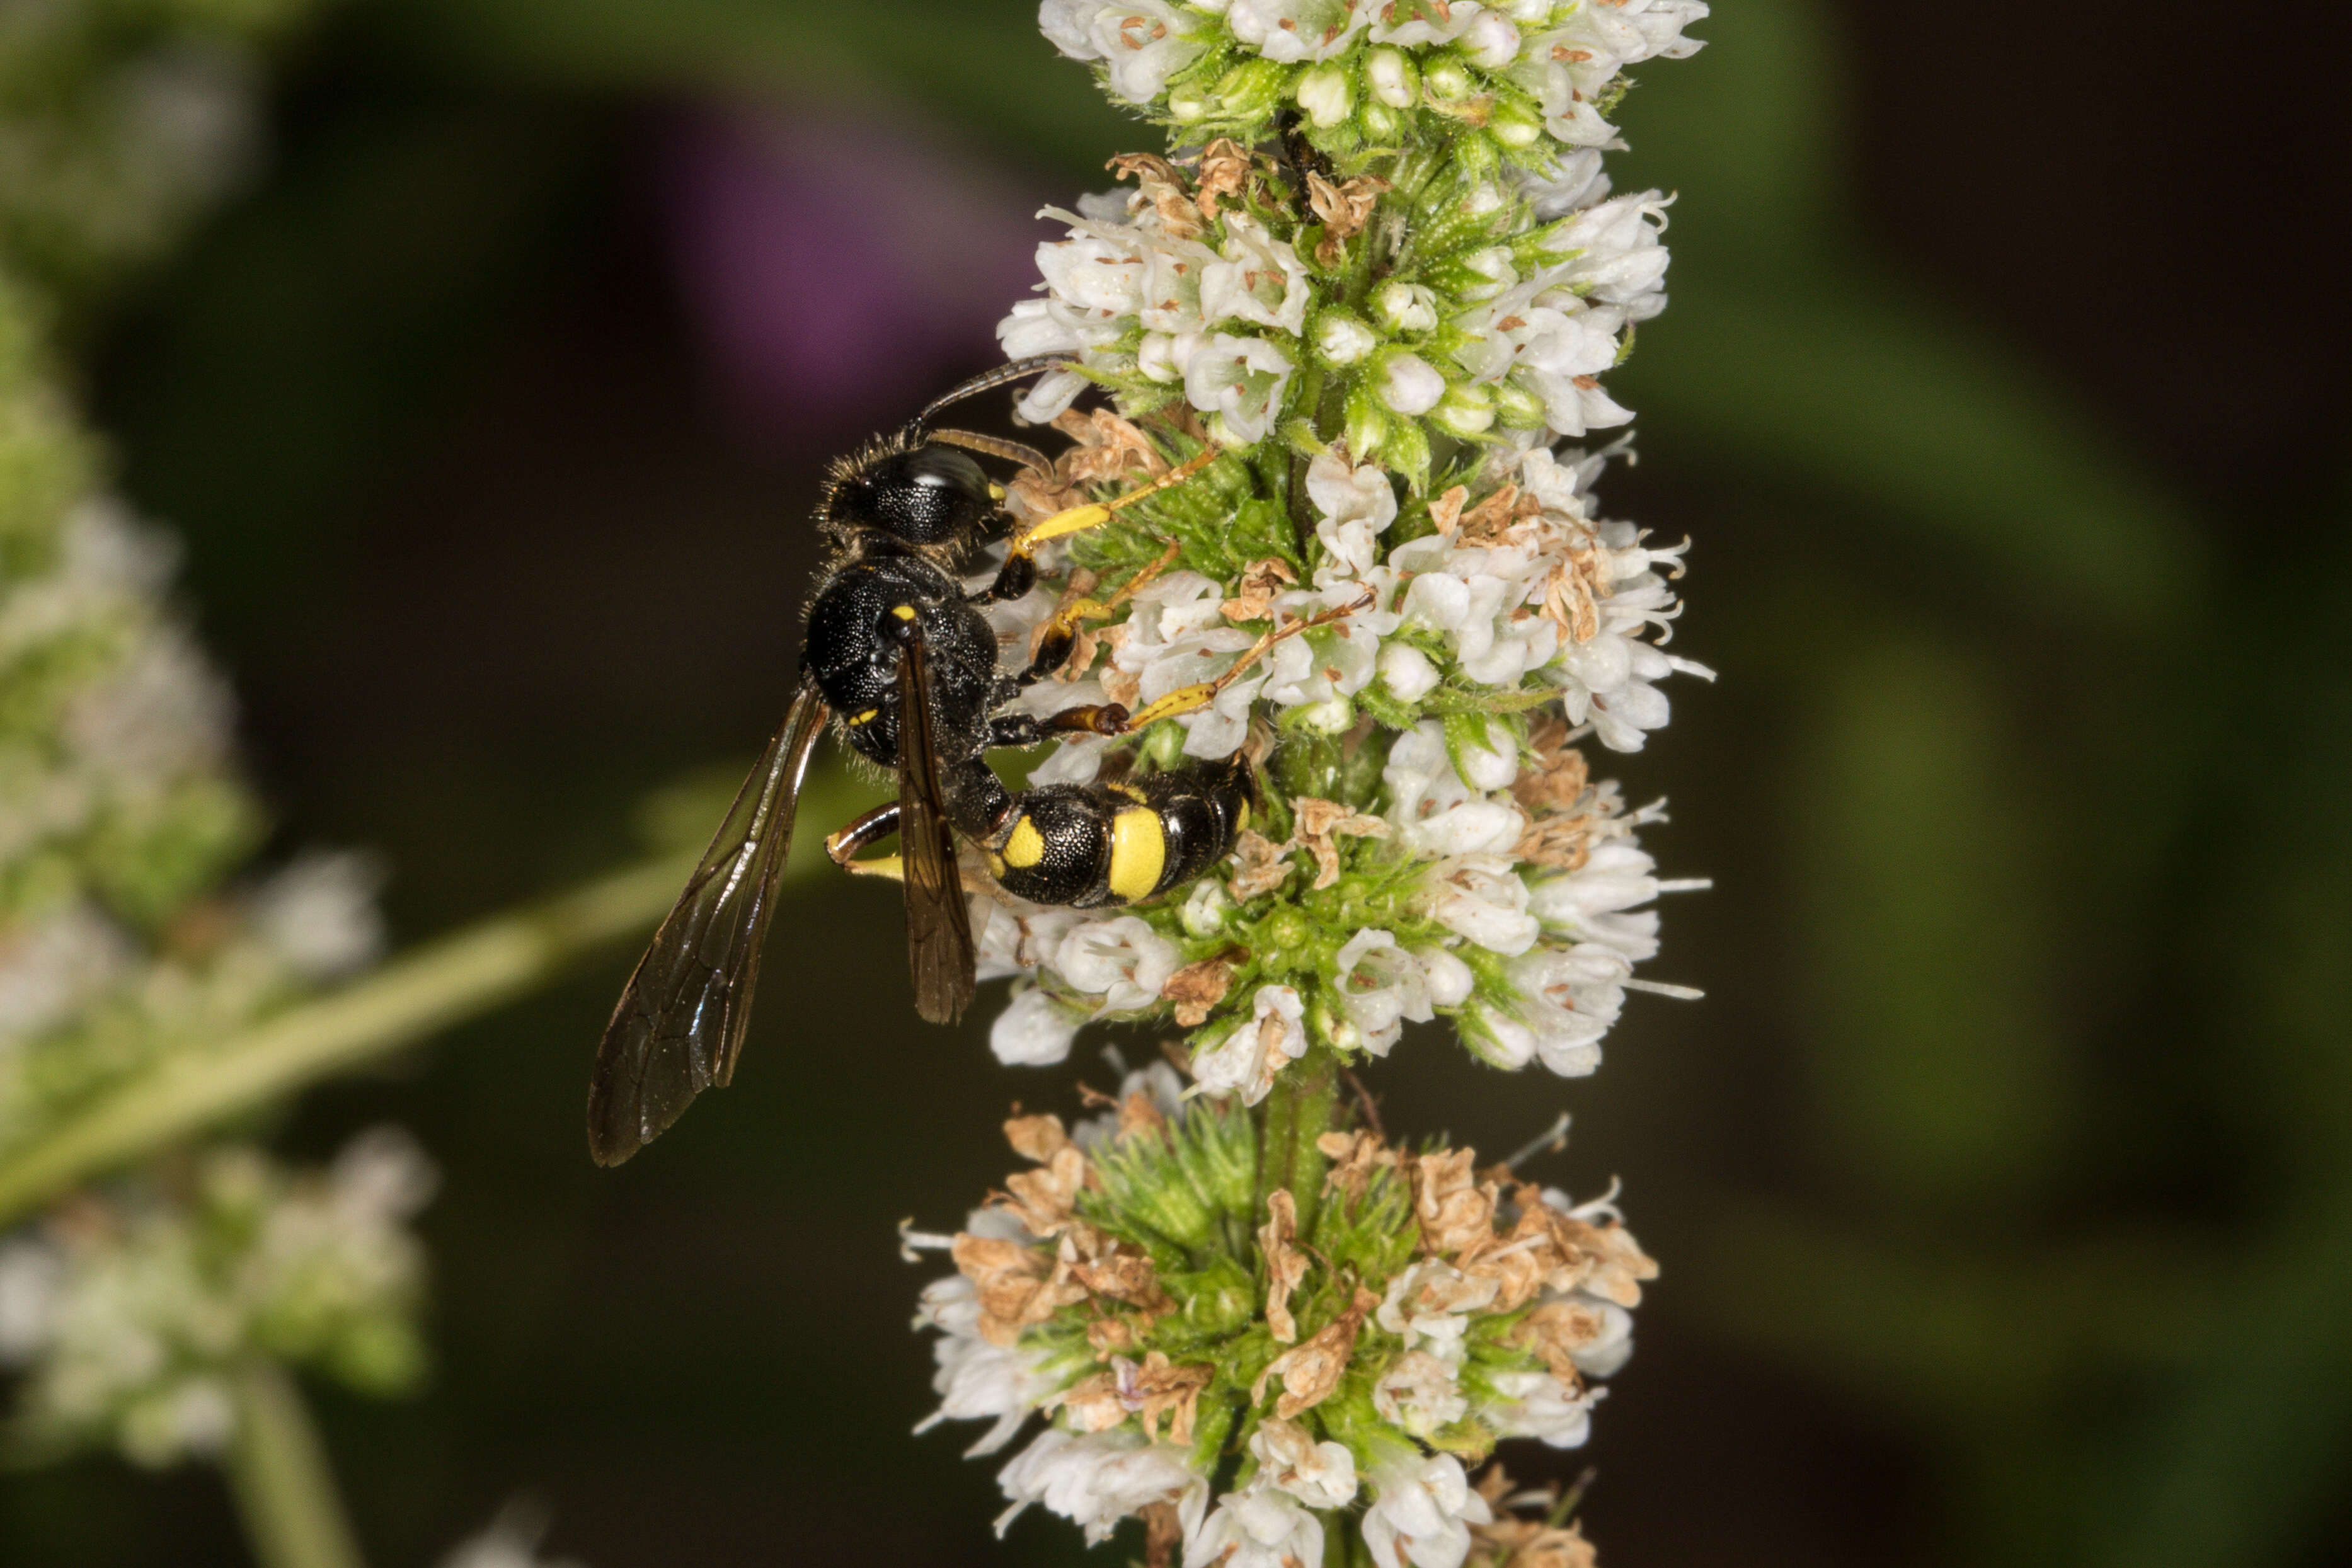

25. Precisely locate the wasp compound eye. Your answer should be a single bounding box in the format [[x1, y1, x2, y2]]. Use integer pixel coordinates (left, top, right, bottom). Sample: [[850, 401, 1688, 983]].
[[839, 445, 994, 547]]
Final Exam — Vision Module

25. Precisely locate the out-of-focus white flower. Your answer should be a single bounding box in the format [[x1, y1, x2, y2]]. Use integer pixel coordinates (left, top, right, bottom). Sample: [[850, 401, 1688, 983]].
[[0, 1239, 63, 1362], [993, 987, 1086, 1067], [915, 1274, 1057, 1455], [995, 1426, 1207, 1544], [438, 1502, 587, 1568], [0, 903, 131, 1047], [250, 853, 386, 982], [1377, 1259, 1500, 1354], [1374, 1348, 1467, 1436], [1226, 0, 1370, 62], [1186, 1480, 1326, 1568], [1249, 1417, 1359, 1508], [1379, 352, 1448, 416], [1479, 1368, 1598, 1448], [1040, 1, 1207, 104], [1191, 984, 1306, 1104], [1363, 1451, 1492, 1568]]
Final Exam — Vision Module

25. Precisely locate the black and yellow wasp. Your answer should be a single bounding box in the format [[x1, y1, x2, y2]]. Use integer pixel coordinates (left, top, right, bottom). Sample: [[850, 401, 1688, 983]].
[[587, 360, 1289, 1165]]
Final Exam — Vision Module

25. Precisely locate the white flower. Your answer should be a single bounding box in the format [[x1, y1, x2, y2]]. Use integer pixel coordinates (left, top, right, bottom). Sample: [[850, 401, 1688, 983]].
[[1528, 837, 1665, 961], [992, 988, 1085, 1066], [1419, 946, 1475, 1007], [438, 1503, 585, 1568], [0, 901, 130, 1048], [916, 1275, 1056, 1455], [996, 1427, 1206, 1544], [1331, 929, 1433, 1055], [1186, 1481, 1326, 1568], [1316, 310, 1380, 365], [1369, 1, 1488, 47], [1306, 450, 1399, 581], [1190, 984, 1306, 1104], [1226, 0, 1370, 62], [1426, 857, 1539, 955], [1040, 1, 1207, 104], [1479, 1368, 1598, 1448], [1373, 280, 1440, 333], [1377, 641, 1439, 702], [1373, 1349, 1467, 1437], [1055, 916, 1181, 1014], [1363, 1452, 1492, 1568], [1185, 332, 1295, 445], [1382, 722, 1525, 858], [250, 852, 385, 982], [1513, 1, 1710, 147], [1203, 215, 1313, 335], [1379, 352, 1448, 416], [0, 1240, 62, 1362], [1249, 1417, 1359, 1508], [1376, 1259, 1499, 1353]]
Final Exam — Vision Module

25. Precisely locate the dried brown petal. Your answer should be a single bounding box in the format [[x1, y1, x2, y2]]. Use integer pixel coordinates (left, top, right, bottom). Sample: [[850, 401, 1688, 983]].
[[1411, 1148, 1498, 1256], [1162, 954, 1236, 1028], [1258, 1188, 1310, 1344], [1229, 829, 1295, 900], [1005, 1113, 1071, 1164], [1428, 485, 1470, 537], [1252, 1286, 1377, 1419], [1319, 1129, 1400, 1211], [1108, 152, 1205, 241], [1510, 1300, 1614, 1385], [1220, 555, 1299, 625], [1290, 796, 1392, 891], [1001, 1145, 1089, 1237], [1193, 137, 1252, 219]]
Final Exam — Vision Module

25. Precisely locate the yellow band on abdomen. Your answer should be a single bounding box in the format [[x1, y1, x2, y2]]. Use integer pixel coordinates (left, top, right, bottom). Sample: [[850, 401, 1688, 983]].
[[1107, 808, 1167, 901]]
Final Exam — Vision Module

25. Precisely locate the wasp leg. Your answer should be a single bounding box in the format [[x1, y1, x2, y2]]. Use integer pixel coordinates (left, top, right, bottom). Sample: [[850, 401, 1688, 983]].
[[1092, 586, 1380, 733], [1007, 447, 1217, 555], [1018, 539, 1183, 687], [825, 801, 906, 881]]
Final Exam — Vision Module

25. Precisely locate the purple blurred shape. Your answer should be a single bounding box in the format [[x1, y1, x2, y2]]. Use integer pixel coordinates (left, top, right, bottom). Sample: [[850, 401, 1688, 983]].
[[659, 103, 1052, 450]]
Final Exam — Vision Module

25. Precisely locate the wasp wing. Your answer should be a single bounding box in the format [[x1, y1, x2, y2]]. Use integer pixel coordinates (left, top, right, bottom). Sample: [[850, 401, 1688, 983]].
[[587, 687, 829, 1165], [897, 636, 977, 1025]]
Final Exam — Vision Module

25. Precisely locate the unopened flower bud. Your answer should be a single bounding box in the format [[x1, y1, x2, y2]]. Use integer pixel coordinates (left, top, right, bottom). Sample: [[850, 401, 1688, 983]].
[[1423, 58, 1473, 102], [1167, 81, 1210, 122], [1366, 47, 1418, 108], [1430, 382, 1496, 437], [1359, 100, 1406, 142], [1379, 352, 1447, 416], [1379, 643, 1440, 703], [1345, 389, 1391, 464], [1215, 57, 1288, 119], [1465, 14, 1522, 68], [1372, 280, 1440, 334], [1316, 311, 1379, 367], [1491, 99, 1545, 147], [1182, 878, 1235, 939], [1295, 64, 1353, 129]]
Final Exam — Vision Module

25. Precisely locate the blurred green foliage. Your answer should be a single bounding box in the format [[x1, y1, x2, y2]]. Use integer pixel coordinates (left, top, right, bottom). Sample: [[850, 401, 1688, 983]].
[[5, 0, 2347, 1565]]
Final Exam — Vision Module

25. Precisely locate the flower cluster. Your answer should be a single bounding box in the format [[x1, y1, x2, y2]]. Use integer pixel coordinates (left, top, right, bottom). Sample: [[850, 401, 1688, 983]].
[[1014, 3, 1705, 480], [911, 1080, 1653, 1564], [0, 1128, 435, 1466]]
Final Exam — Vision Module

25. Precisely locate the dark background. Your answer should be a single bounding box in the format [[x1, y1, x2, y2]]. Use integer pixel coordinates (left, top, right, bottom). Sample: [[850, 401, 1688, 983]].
[[8, 1, 2350, 1564]]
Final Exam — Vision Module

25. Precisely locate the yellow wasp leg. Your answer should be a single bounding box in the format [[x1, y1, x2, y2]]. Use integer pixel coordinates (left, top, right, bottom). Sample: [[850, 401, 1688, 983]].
[[1118, 586, 1378, 730], [1008, 447, 1218, 556], [840, 856, 905, 882], [1030, 539, 1183, 673]]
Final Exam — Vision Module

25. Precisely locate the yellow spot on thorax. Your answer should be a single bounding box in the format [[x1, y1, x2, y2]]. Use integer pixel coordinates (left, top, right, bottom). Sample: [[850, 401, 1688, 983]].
[[891, 604, 917, 621], [847, 707, 880, 725], [1107, 807, 1167, 901], [1002, 816, 1047, 869]]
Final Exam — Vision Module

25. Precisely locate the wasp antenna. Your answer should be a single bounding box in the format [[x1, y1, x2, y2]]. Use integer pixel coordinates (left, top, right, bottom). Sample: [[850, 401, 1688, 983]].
[[926, 428, 1054, 476], [912, 356, 1079, 430]]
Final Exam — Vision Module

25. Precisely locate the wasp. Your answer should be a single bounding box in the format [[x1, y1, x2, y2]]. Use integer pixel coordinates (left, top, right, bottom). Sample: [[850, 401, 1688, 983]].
[[587, 360, 1341, 1165]]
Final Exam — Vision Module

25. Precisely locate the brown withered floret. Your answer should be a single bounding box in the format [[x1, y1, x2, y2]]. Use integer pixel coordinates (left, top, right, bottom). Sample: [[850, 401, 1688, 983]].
[[1306, 171, 1391, 265], [1508, 1299, 1617, 1386], [1227, 828, 1295, 900], [1004, 1112, 1072, 1164], [1258, 1187, 1311, 1344], [999, 1145, 1089, 1238], [1107, 152, 1205, 241], [1220, 555, 1299, 625], [952, 1233, 1087, 1346], [1468, 1467, 1600, 1568], [1411, 1147, 1500, 1257], [1252, 1285, 1379, 1419], [1317, 1128, 1403, 1212], [1289, 796, 1392, 891], [1191, 137, 1253, 219], [1162, 953, 1237, 1027]]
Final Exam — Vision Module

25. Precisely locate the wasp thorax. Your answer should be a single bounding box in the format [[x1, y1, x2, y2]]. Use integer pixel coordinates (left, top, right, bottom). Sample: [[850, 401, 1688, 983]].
[[833, 444, 994, 547]]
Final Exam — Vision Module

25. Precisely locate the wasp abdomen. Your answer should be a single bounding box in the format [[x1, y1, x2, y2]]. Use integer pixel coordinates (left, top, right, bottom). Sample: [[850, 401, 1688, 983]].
[[987, 758, 1254, 909]]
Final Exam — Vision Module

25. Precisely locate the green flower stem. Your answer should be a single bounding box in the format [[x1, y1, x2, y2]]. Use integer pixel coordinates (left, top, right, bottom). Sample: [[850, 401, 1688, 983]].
[[1257, 1040, 1341, 1237], [0, 847, 698, 1230], [222, 1360, 367, 1568]]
